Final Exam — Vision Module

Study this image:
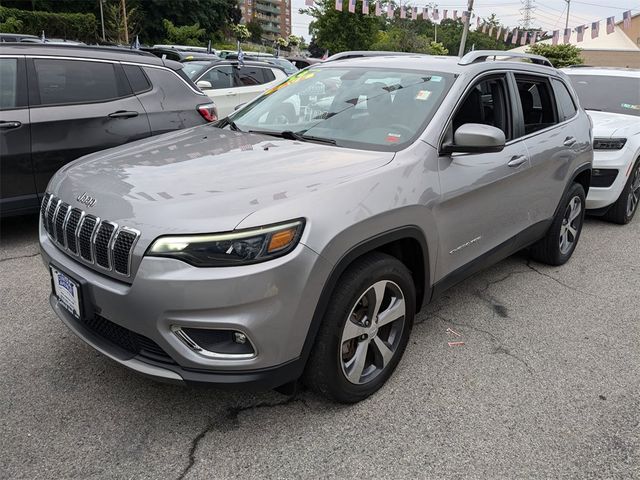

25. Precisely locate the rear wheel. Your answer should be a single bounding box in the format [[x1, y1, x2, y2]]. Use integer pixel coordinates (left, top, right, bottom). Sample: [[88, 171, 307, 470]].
[[303, 253, 415, 403], [530, 183, 586, 266], [603, 158, 640, 225]]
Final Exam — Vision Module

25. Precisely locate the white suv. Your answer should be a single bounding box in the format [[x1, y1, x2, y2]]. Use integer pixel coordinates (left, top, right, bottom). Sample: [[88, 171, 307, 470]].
[[564, 67, 640, 224], [183, 60, 287, 118]]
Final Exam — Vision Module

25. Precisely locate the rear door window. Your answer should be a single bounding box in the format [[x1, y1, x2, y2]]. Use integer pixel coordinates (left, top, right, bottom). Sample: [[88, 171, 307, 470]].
[[122, 64, 151, 93], [0, 58, 19, 109], [235, 67, 269, 86], [552, 79, 577, 121], [514, 75, 558, 135], [32, 59, 131, 106]]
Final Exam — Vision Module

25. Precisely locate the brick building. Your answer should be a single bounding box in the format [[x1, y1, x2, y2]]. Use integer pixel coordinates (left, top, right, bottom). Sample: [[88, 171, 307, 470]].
[[240, 0, 292, 40]]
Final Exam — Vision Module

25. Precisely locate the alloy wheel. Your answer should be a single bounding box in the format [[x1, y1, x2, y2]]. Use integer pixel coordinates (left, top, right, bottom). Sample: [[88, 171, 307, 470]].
[[626, 163, 640, 218], [340, 280, 406, 385], [559, 196, 582, 255]]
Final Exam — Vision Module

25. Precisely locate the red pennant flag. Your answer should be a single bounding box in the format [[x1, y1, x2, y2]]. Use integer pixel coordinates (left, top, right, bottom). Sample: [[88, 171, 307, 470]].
[[529, 31, 536, 45], [305, 0, 313, 5], [552, 30, 559, 45], [511, 28, 518, 44], [591, 21, 599, 39], [348, 0, 355, 14], [335, 0, 342, 11], [503, 28, 509, 42], [576, 25, 584, 42], [412, 7, 417, 20], [362, 0, 369, 15], [563, 28, 571, 43], [453, 10, 457, 20], [400, 5, 405, 18], [432, 9, 439, 20], [387, 3, 393, 19], [423, 7, 428, 19], [520, 31, 527, 45], [496, 27, 501, 39]]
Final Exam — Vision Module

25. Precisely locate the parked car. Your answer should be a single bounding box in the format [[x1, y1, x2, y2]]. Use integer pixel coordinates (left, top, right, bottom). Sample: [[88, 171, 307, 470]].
[[39, 51, 592, 402], [288, 56, 323, 69], [563, 67, 640, 224], [218, 50, 273, 59], [182, 59, 287, 118], [324, 50, 415, 62], [0, 44, 216, 217], [224, 53, 298, 75], [142, 46, 220, 62], [0, 33, 38, 42]]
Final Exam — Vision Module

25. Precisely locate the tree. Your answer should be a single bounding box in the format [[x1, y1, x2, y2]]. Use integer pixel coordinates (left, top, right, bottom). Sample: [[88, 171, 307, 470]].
[[230, 23, 250, 42], [0, 15, 23, 33], [428, 41, 448, 55], [163, 19, 206, 46], [527, 43, 584, 68], [246, 20, 263, 43], [302, 0, 382, 53], [104, 2, 140, 44]]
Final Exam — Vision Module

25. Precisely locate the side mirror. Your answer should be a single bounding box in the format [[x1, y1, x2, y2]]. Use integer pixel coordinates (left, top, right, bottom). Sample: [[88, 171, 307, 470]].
[[196, 80, 212, 89], [234, 103, 246, 111], [442, 123, 506, 154]]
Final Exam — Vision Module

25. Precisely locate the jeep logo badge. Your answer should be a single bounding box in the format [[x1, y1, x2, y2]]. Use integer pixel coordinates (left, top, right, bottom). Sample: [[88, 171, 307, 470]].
[[77, 192, 97, 208]]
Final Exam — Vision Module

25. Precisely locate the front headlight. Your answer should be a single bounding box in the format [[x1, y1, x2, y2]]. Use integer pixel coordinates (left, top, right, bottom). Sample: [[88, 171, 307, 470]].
[[593, 137, 627, 150], [147, 219, 304, 267]]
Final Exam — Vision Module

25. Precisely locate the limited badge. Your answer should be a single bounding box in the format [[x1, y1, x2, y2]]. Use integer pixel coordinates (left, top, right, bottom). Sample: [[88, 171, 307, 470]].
[[386, 133, 401, 143], [416, 90, 432, 101]]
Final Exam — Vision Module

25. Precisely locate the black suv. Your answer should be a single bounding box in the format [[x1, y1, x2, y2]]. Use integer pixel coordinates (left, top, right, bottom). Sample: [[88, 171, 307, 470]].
[[0, 44, 217, 217]]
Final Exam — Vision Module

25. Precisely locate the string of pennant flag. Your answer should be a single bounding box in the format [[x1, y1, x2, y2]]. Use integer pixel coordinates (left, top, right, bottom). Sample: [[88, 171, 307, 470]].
[[304, 0, 635, 47]]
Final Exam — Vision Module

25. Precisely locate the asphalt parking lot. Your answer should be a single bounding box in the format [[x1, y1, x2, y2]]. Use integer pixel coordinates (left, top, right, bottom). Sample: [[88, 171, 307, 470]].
[[1, 213, 638, 479]]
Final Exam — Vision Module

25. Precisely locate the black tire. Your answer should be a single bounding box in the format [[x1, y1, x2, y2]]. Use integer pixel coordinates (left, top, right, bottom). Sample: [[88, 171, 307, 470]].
[[303, 252, 416, 403], [603, 157, 640, 225], [530, 182, 586, 266]]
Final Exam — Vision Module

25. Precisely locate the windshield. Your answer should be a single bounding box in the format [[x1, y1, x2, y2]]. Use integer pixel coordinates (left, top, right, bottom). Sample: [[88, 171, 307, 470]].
[[182, 61, 210, 80], [567, 74, 640, 117], [229, 67, 454, 151]]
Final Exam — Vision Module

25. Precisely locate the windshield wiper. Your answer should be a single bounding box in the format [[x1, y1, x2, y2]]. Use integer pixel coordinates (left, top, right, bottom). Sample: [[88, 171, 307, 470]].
[[584, 108, 602, 111], [249, 129, 337, 145], [216, 117, 242, 131]]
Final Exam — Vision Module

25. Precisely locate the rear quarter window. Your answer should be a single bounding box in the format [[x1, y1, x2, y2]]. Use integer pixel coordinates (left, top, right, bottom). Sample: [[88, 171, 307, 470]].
[[552, 79, 577, 121], [122, 64, 152, 93]]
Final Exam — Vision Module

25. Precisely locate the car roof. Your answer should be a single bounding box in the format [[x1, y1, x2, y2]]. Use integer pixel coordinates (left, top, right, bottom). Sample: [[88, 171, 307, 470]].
[[186, 59, 280, 68], [318, 52, 560, 76], [561, 66, 640, 78], [0, 43, 167, 65]]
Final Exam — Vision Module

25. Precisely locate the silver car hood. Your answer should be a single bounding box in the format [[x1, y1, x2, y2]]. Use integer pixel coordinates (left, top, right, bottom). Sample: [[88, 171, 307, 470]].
[[48, 126, 394, 237]]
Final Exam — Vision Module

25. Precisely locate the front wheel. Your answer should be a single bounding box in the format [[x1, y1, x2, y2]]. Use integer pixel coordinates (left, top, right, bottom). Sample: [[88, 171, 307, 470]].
[[530, 183, 586, 266], [603, 158, 640, 225], [303, 253, 416, 403]]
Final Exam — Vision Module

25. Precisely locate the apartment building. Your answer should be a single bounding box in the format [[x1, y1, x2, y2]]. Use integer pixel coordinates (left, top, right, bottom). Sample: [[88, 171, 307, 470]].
[[241, 0, 292, 40]]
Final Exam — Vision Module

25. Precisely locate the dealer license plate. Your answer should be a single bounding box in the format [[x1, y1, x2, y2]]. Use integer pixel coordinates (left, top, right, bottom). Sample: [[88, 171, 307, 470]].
[[51, 266, 81, 319]]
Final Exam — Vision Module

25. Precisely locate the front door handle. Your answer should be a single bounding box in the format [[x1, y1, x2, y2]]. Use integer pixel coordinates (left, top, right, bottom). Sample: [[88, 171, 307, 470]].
[[507, 155, 528, 168], [0, 120, 22, 129], [563, 136, 576, 147], [108, 110, 139, 119]]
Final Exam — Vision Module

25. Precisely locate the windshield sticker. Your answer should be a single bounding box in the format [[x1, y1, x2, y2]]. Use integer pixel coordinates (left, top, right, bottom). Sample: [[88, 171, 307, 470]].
[[430, 76, 443, 82], [386, 133, 401, 143], [621, 103, 640, 111], [264, 70, 316, 96], [415, 90, 432, 101]]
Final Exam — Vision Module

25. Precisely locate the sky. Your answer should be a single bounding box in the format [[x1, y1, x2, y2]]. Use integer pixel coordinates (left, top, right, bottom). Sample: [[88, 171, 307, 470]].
[[290, 0, 640, 40]]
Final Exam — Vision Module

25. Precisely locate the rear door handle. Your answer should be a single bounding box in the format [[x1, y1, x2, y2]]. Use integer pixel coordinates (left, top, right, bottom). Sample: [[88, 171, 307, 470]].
[[0, 121, 22, 129], [507, 155, 528, 168], [563, 136, 576, 147], [108, 110, 139, 119]]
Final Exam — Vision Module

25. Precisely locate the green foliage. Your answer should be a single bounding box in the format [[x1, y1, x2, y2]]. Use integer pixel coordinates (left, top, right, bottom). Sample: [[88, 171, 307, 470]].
[[246, 21, 263, 43], [527, 43, 584, 68], [162, 19, 206, 46], [104, 3, 140, 44], [302, 0, 383, 54], [0, 15, 23, 33], [230, 23, 250, 42], [287, 34, 302, 46], [429, 41, 448, 55], [276, 36, 289, 47], [0, 5, 97, 41]]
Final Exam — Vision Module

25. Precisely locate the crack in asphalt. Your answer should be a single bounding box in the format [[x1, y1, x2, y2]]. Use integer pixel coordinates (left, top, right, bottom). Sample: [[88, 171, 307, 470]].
[[176, 393, 307, 480], [0, 252, 40, 263], [525, 259, 603, 300], [435, 313, 535, 376], [474, 269, 530, 319]]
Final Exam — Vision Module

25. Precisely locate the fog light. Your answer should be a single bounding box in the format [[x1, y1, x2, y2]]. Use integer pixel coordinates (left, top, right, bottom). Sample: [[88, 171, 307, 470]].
[[233, 332, 247, 344], [172, 326, 256, 358]]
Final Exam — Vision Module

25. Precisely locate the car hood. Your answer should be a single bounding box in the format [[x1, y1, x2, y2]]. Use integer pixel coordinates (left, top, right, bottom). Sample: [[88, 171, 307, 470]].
[[48, 125, 394, 235], [587, 110, 640, 138]]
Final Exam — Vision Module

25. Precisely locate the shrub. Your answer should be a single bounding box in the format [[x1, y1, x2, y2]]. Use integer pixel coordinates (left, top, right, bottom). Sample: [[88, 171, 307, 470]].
[[0, 6, 97, 42]]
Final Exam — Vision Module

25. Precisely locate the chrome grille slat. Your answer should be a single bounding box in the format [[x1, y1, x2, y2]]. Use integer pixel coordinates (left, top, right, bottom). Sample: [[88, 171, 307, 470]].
[[41, 192, 139, 279]]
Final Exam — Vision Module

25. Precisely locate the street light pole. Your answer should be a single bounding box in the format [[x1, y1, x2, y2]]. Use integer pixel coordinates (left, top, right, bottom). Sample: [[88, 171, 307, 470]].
[[565, 0, 571, 29], [99, 0, 106, 42], [458, 0, 474, 57]]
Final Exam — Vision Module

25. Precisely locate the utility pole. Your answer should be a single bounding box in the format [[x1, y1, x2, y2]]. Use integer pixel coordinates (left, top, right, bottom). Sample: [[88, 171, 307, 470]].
[[565, 0, 571, 29], [435, 23, 438, 43], [458, 0, 474, 57], [98, 0, 106, 42], [121, 0, 129, 44]]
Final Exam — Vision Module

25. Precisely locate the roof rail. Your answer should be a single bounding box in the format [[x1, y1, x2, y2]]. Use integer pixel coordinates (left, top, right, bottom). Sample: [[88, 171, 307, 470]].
[[459, 50, 553, 68], [7, 42, 156, 57]]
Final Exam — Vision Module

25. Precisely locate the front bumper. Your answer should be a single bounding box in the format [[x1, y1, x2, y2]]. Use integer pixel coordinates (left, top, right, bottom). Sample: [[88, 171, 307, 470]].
[[586, 148, 635, 210], [40, 226, 331, 388]]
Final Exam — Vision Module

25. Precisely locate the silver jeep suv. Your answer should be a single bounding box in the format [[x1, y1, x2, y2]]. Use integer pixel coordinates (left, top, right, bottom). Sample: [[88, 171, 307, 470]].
[[39, 51, 593, 402]]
